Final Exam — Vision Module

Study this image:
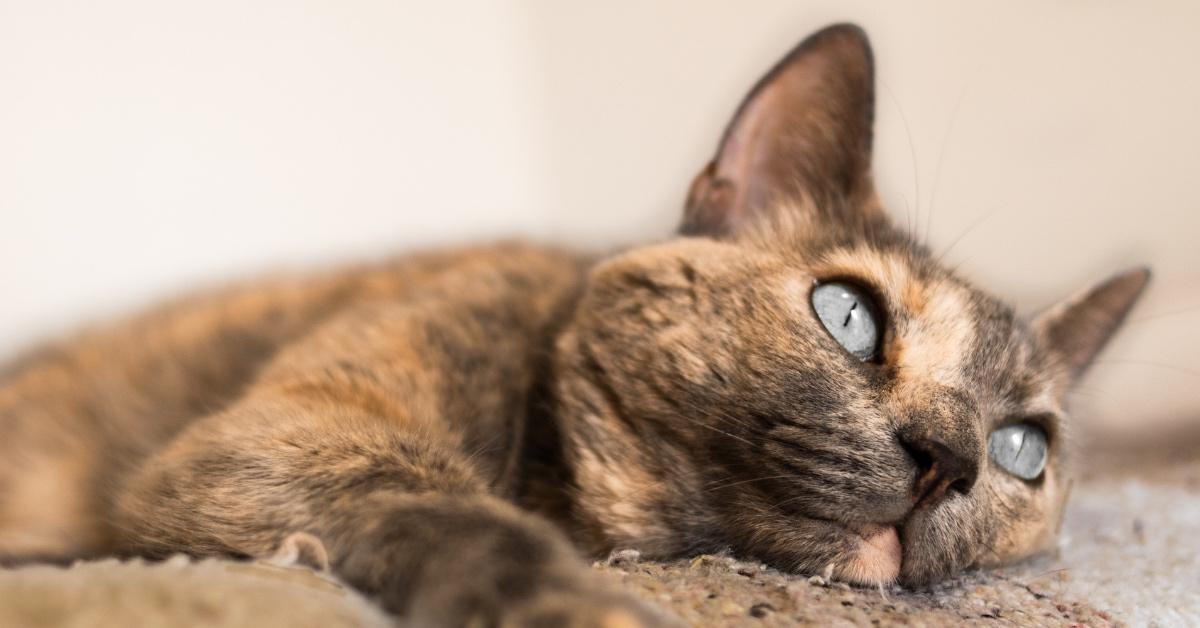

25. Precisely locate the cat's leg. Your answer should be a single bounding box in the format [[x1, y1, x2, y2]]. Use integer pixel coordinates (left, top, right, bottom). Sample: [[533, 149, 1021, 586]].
[[0, 277, 354, 562], [114, 276, 667, 626], [115, 400, 666, 627]]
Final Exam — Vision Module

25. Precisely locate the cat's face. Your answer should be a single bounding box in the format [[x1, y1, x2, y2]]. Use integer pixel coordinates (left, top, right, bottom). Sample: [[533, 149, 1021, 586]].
[[554, 24, 1148, 586]]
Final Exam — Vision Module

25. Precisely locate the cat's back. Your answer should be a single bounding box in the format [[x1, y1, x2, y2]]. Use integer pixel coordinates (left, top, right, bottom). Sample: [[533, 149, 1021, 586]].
[[3, 241, 587, 391], [0, 241, 586, 559]]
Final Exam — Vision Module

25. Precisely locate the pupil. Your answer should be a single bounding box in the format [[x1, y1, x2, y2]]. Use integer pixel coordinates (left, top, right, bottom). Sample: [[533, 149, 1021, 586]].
[[843, 301, 857, 327]]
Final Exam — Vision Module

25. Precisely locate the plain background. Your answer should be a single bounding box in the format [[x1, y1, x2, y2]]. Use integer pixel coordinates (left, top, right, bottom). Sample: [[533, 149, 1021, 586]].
[[1, 1, 1196, 434]]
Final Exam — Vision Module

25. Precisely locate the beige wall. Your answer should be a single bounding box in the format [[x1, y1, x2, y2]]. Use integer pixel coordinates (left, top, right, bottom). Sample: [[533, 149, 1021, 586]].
[[1, 1, 1196, 433]]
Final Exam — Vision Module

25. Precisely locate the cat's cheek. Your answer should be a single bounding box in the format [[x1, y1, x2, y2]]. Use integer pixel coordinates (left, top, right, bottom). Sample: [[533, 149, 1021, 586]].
[[980, 467, 1065, 566]]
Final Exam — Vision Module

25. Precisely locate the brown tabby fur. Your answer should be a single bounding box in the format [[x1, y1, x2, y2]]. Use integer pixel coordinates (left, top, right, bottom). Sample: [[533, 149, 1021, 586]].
[[0, 24, 1148, 627]]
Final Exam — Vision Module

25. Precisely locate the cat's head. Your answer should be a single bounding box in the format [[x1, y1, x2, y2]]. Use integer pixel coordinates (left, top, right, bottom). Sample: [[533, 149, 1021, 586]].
[[553, 24, 1149, 586]]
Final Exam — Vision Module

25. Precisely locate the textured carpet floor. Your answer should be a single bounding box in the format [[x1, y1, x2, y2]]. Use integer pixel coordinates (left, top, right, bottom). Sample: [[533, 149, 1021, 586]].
[[1, 430, 1196, 627]]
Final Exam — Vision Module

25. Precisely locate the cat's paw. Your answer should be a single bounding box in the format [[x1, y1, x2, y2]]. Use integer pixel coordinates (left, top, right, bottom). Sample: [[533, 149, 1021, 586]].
[[411, 575, 678, 628], [495, 588, 679, 628], [376, 495, 680, 628]]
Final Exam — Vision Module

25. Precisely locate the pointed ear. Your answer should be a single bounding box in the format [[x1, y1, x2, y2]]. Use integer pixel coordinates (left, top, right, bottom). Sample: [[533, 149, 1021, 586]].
[[1032, 267, 1151, 384], [681, 23, 880, 236]]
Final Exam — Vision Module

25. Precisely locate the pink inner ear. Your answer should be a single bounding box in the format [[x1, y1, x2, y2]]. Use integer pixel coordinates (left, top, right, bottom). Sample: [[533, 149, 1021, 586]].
[[715, 83, 773, 225], [682, 24, 877, 236], [715, 65, 817, 226]]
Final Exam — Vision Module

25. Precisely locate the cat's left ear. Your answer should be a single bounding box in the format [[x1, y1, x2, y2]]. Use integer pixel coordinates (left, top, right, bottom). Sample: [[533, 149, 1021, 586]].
[[681, 23, 881, 237], [1032, 267, 1151, 387]]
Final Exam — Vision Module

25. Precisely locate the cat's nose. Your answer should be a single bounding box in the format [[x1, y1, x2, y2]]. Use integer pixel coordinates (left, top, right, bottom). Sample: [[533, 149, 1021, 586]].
[[898, 429, 980, 510]]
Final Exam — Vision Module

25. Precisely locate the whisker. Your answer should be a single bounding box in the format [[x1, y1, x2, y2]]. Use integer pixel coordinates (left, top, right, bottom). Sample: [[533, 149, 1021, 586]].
[[693, 421, 755, 446], [703, 474, 794, 493], [899, 194, 917, 236], [1126, 305, 1200, 326], [460, 433, 503, 467], [637, 375, 757, 448], [1091, 358, 1200, 379], [1065, 387, 1110, 402], [882, 80, 921, 243], [926, 82, 970, 247], [669, 394, 756, 433], [947, 254, 978, 276], [1066, 382, 1112, 399], [768, 493, 809, 512], [664, 400, 756, 447], [934, 206, 999, 266]]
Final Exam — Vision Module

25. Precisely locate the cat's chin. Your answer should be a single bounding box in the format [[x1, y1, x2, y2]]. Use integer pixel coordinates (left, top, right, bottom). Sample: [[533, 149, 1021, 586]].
[[831, 525, 901, 586]]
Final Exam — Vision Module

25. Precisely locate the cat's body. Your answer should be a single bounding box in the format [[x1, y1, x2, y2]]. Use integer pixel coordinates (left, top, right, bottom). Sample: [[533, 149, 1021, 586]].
[[0, 244, 586, 556], [0, 25, 1147, 627]]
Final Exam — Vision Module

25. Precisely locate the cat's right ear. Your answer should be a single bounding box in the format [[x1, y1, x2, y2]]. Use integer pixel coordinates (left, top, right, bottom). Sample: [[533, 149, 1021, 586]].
[[681, 23, 880, 237]]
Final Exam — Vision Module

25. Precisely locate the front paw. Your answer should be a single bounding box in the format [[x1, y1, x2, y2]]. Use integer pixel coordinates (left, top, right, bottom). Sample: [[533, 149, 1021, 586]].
[[496, 587, 678, 628], [371, 495, 678, 627], [407, 566, 678, 628]]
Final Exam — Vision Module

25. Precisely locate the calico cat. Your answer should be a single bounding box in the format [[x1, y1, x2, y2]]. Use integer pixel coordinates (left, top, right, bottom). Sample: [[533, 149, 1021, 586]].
[[0, 23, 1148, 627]]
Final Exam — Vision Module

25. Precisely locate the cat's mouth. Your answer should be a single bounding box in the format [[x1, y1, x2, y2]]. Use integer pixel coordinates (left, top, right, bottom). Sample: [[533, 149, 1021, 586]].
[[830, 523, 902, 586]]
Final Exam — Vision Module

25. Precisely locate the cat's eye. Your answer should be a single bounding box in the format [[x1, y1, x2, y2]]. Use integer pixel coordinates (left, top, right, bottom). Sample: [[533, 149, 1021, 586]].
[[987, 424, 1048, 480], [811, 282, 880, 361]]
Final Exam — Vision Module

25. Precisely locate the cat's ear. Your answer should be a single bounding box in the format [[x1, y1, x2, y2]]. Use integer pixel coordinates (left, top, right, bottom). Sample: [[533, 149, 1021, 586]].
[[681, 23, 879, 237], [1032, 267, 1151, 386]]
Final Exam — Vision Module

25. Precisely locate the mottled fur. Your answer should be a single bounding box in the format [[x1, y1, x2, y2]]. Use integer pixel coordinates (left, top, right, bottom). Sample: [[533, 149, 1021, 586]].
[[0, 24, 1147, 626]]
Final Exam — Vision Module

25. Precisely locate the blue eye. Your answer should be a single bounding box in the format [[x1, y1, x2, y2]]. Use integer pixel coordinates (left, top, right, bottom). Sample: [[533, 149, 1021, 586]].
[[988, 424, 1048, 480], [811, 282, 880, 361]]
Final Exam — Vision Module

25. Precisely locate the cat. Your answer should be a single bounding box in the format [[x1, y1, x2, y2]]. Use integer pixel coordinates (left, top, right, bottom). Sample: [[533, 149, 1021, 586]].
[[0, 23, 1148, 627]]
